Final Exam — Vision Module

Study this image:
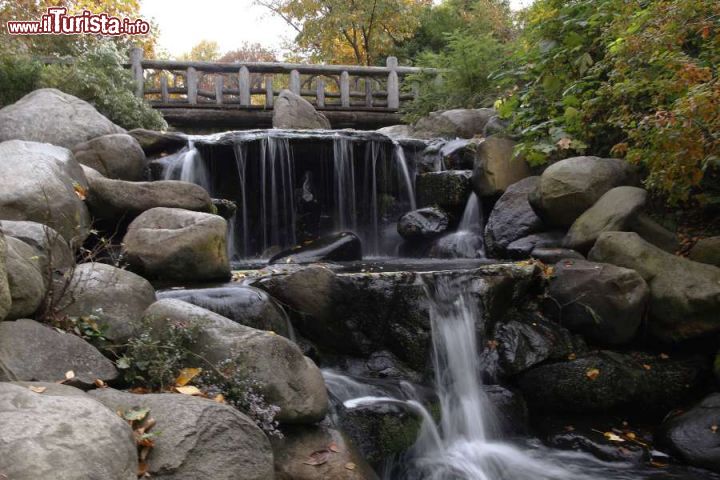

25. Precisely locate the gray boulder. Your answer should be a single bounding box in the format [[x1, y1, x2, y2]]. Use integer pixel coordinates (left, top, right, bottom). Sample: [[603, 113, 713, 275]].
[[472, 136, 531, 197], [85, 167, 213, 225], [412, 108, 496, 139], [0, 319, 118, 387], [484, 176, 544, 257], [72, 133, 146, 181], [0, 232, 10, 321], [545, 259, 649, 345], [5, 236, 46, 320], [506, 231, 565, 260], [0, 140, 91, 243], [530, 248, 584, 264], [398, 207, 450, 241], [589, 231, 720, 342], [0, 89, 125, 148], [54, 262, 156, 344], [0, 382, 137, 480], [123, 207, 230, 282], [0, 220, 74, 271], [438, 138, 478, 170], [273, 90, 331, 129], [530, 156, 637, 227], [689, 236, 720, 266], [158, 285, 291, 337], [129, 128, 187, 156], [89, 389, 274, 480], [629, 213, 679, 253], [416, 170, 473, 213], [564, 186, 647, 253], [269, 231, 362, 265], [376, 125, 412, 139], [143, 299, 328, 423]]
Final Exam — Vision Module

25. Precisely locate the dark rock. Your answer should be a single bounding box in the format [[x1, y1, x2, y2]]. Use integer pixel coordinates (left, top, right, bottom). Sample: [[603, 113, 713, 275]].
[[416, 170, 473, 213], [211, 198, 237, 220], [530, 247, 584, 264], [529, 156, 638, 228], [689, 237, 720, 267], [72, 133, 146, 181], [269, 232, 362, 264], [439, 138, 477, 170], [398, 207, 450, 241], [484, 176, 544, 257], [589, 231, 720, 342], [545, 259, 649, 345], [472, 136, 531, 197], [506, 231, 565, 259], [483, 384, 529, 434], [659, 393, 720, 472], [158, 285, 291, 337], [90, 389, 274, 480], [428, 231, 484, 258], [129, 128, 187, 156], [483, 115, 509, 136], [0, 319, 118, 387]]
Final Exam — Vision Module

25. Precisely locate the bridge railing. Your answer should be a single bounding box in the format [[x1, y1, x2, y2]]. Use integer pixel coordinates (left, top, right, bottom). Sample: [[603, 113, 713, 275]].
[[128, 47, 438, 112]]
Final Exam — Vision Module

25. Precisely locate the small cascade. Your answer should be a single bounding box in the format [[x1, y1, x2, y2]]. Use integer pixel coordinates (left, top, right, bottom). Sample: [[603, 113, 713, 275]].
[[393, 142, 417, 211], [162, 140, 210, 190], [431, 193, 485, 258]]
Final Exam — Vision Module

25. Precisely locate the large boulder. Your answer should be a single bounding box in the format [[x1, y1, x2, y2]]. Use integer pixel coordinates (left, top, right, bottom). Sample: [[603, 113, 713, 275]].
[[72, 133, 146, 181], [564, 186, 647, 253], [0, 232, 11, 321], [269, 232, 362, 265], [85, 168, 213, 225], [377, 124, 413, 139], [472, 136, 531, 197], [484, 176, 544, 258], [0, 89, 125, 149], [658, 393, 720, 472], [0, 140, 91, 243], [411, 108, 496, 139], [416, 170, 473, 213], [143, 299, 328, 423], [129, 128, 187, 157], [158, 285, 291, 337], [90, 389, 274, 480], [589, 231, 720, 342], [0, 319, 118, 387], [273, 89, 331, 129], [397, 207, 449, 241], [54, 263, 156, 344], [544, 259, 649, 345], [0, 382, 137, 480], [123, 207, 230, 282], [630, 213, 680, 253], [689, 236, 720, 267], [529, 156, 637, 228], [0, 220, 74, 271], [5, 236, 46, 320], [506, 231, 564, 260]]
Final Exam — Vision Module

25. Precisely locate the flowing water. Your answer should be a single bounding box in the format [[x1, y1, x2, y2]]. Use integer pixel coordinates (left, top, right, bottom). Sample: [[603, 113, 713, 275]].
[[432, 193, 485, 259]]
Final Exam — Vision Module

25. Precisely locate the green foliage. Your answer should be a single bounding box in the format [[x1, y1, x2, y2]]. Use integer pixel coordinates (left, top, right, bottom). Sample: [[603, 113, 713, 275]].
[[0, 53, 42, 107]]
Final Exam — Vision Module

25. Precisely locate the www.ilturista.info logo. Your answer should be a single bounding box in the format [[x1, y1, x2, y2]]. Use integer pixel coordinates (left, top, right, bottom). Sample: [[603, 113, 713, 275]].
[[6, 7, 150, 36]]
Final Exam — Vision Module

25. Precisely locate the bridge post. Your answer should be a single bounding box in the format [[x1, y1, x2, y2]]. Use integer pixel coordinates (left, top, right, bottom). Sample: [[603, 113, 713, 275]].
[[187, 67, 198, 105], [365, 78, 373, 107], [160, 75, 169, 103], [215, 76, 224, 105], [129, 46, 144, 98], [340, 71, 350, 108], [265, 76, 274, 108], [290, 70, 301, 95], [316, 78, 325, 108], [387, 56, 399, 110], [239, 66, 250, 106]]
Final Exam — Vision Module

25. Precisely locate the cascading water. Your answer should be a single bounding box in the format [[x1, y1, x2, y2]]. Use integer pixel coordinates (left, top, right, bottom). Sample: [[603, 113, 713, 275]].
[[431, 192, 485, 258], [161, 140, 210, 190]]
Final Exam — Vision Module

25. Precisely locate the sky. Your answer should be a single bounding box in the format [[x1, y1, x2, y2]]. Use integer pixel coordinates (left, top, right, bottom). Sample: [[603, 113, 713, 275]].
[[141, 0, 535, 59]]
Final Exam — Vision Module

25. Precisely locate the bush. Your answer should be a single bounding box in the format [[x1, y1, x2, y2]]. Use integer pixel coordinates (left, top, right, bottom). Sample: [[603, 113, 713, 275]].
[[0, 52, 42, 107]]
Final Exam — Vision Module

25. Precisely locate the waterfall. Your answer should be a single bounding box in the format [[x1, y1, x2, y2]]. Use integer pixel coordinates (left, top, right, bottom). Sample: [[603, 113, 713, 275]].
[[162, 140, 210, 190], [458, 192, 481, 231], [393, 142, 417, 211], [431, 193, 485, 258]]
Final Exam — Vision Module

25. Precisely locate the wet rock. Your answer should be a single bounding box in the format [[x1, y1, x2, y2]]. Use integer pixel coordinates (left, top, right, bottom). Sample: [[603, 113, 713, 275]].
[[689, 237, 720, 267], [0, 382, 137, 480], [530, 247, 584, 264], [416, 170, 473, 213], [0, 88, 125, 148], [270, 232, 362, 264], [272, 424, 378, 480], [398, 207, 450, 241], [0, 220, 74, 271], [85, 168, 213, 226], [659, 393, 720, 472], [438, 138, 478, 170], [123, 207, 230, 282], [54, 263, 156, 344], [506, 231, 565, 259], [564, 186, 647, 253], [412, 108, 496, 139], [89, 389, 274, 480], [517, 351, 705, 414], [273, 89, 331, 129], [377, 124, 413, 139], [529, 156, 638, 228], [545, 259, 649, 345], [211, 198, 237, 220], [472, 136, 532, 197], [5, 236, 45, 320], [0, 140, 91, 243], [72, 133, 146, 181], [484, 176, 544, 258], [143, 299, 328, 423], [0, 232, 10, 321], [484, 384, 529, 434], [0, 319, 118, 387], [158, 285, 291, 336], [589, 231, 720, 342], [428, 231, 484, 258], [129, 128, 187, 156]]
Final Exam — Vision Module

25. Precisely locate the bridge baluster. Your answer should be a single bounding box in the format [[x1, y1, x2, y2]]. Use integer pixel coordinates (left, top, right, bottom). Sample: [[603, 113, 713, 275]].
[[290, 70, 301, 95], [340, 71, 350, 108], [187, 67, 198, 105], [129, 46, 144, 99], [387, 56, 399, 110], [316, 78, 325, 108], [239, 66, 250, 107], [215, 76, 224, 105], [160, 75, 169, 103], [365, 78, 373, 107], [265, 76, 274, 108]]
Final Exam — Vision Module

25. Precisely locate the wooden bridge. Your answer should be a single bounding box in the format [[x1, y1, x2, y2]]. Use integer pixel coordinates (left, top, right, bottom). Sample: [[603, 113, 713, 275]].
[[127, 47, 438, 131]]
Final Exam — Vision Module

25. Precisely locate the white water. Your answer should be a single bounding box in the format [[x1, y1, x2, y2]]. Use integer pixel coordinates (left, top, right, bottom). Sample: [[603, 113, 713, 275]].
[[432, 193, 485, 258]]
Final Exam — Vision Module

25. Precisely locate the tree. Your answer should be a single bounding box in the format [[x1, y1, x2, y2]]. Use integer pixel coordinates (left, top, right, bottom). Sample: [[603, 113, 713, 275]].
[[258, 0, 429, 65], [219, 42, 277, 63], [180, 40, 221, 61]]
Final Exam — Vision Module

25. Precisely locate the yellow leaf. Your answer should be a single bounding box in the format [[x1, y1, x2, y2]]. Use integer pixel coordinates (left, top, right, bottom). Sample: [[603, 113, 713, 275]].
[[345, 462, 356, 470], [73, 183, 87, 200], [586, 368, 600, 380], [175, 368, 202, 387], [642, 364, 652, 371], [29, 386, 47, 393], [213, 394, 226, 404], [604, 432, 625, 442], [567, 353, 577, 361], [94, 379, 107, 388], [175, 386, 203, 396]]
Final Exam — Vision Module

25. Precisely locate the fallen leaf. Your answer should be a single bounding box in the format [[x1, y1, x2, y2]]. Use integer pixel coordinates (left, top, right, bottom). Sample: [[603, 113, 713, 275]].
[[73, 183, 87, 201], [586, 368, 600, 380], [65, 370, 75, 380], [604, 432, 625, 442], [174, 368, 202, 387], [122, 407, 150, 422], [556, 137, 572, 149], [711, 425, 718, 433], [213, 394, 226, 404], [626, 432, 637, 440], [303, 449, 330, 466], [567, 353, 577, 361], [94, 379, 107, 388], [29, 386, 47, 393], [329, 442, 341, 453], [660, 353, 670, 360], [175, 385, 203, 396], [642, 364, 652, 371], [137, 461, 149, 476], [564, 425, 575, 432], [345, 462, 356, 470]]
